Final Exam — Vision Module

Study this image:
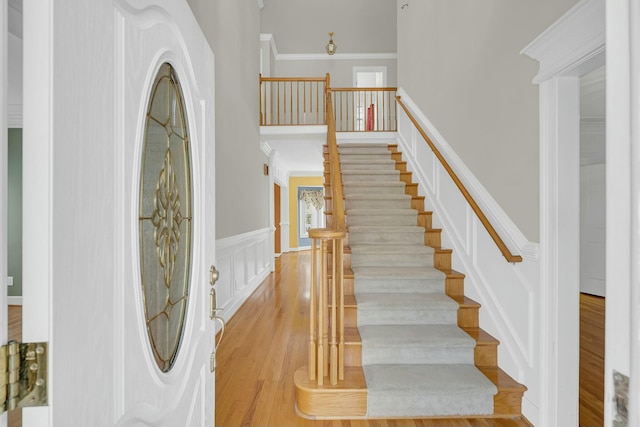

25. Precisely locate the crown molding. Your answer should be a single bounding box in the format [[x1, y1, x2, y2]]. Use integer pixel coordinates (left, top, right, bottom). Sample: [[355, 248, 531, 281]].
[[260, 33, 278, 57], [521, 0, 604, 84], [276, 52, 397, 61], [259, 34, 395, 61]]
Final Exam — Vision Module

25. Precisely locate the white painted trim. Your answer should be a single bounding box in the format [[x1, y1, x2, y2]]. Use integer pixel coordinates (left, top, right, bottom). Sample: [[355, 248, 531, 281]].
[[521, 1, 605, 425], [1, 0, 7, 364], [396, 88, 531, 256], [395, 98, 541, 424], [521, 242, 540, 262], [215, 228, 273, 324], [352, 65, 388, 87], [260, 34, 396, 62], [276, 53, 397, 61], [260, 33, 278, 58], [260, 125, 327, 139], [337, 132, 398, 145], [7, 296, 22, 305], [521, 0, 605, 84], [216, 227, 272, 250], [7, 104, 21, 128]]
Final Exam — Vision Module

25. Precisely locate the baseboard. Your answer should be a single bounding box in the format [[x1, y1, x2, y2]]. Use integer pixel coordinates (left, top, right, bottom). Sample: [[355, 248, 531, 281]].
[[7, 296, 23, 305]]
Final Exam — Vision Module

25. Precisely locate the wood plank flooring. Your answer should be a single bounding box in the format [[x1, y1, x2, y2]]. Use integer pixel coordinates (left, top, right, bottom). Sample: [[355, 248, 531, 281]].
[[5, 259, 606, 426], [215, 251, 532, 426], [579, 293, 605, 427]]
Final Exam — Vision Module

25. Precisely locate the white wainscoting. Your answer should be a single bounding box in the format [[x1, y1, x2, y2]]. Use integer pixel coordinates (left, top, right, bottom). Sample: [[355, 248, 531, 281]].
[[396, 89, 542, 425], [215, 227, 273, 324]]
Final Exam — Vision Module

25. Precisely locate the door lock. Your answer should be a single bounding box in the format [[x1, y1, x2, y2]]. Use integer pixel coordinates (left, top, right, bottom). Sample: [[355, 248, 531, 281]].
[[209, 265, 219, 286]]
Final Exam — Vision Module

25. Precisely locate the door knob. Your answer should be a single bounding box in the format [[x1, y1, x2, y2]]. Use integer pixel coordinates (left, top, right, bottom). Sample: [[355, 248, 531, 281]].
[[209, 265, 219, 286]]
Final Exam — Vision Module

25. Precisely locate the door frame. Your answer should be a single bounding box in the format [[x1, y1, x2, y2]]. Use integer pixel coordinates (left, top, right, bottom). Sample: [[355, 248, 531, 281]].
[[522, 0, 605, 425], [1, 0, 8, 421]]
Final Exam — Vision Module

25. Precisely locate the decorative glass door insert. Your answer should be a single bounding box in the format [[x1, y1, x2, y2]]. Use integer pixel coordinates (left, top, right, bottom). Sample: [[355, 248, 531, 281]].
[[139, 62, 193, 372]]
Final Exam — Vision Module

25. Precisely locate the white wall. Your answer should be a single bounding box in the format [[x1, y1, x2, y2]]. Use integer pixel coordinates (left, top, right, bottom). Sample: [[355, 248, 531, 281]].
[[188, 0, 269, 240], [260, 0, 396, 54], [274, 58, 397, 87], [396, 0, 579, 242], [580, 121, 605, 296], [396, 91, 542, 424]]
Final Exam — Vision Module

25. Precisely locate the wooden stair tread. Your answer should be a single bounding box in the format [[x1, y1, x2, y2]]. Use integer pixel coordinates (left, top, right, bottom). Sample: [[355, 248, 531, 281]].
[[450, 295, 480, 308], [294, 366, 368, 417], [462, 327, 500, 345], [438, 268, 465, 279], [344, 327, 361, 344], [294, 366, 367, 391], [478, 366, 528, 392], [309, 143, 526, 420], [344, 295, 356, 307]]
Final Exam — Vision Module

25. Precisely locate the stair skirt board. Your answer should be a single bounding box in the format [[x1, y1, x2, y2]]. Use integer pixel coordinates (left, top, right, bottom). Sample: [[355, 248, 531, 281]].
[[296, 143, 519, 420]]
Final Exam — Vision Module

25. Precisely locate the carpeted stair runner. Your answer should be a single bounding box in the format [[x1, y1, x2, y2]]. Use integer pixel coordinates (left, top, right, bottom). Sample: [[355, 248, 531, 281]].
[[340, 143, 497, 417]]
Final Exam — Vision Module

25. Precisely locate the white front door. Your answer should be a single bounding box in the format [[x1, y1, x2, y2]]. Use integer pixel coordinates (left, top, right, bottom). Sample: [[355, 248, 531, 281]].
[[20, 0, 216, 426]]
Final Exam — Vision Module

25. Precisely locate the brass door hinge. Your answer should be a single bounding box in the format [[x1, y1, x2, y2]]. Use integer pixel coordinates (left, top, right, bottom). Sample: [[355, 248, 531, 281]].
[[0, 341, 48, 413]]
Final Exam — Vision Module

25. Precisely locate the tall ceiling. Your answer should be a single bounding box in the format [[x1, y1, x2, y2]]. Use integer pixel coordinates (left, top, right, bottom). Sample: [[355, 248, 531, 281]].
[[260, 0, 397, 54]]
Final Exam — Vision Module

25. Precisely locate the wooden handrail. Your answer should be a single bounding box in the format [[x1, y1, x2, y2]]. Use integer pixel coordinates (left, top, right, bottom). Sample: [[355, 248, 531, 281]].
[[330, 87, 398, 92], [396, 96, 523, 263], [260, 76, 329, 82]]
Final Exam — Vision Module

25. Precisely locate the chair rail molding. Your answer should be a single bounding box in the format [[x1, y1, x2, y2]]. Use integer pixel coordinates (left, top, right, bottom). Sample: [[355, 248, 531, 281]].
[[521, 0, 605, 426], [394, 89, 540, 424], [215, 227, 273, 324]]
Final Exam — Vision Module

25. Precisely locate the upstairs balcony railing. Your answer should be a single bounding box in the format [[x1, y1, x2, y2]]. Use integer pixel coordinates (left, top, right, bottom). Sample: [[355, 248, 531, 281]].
[[259, 74, 397, 131]]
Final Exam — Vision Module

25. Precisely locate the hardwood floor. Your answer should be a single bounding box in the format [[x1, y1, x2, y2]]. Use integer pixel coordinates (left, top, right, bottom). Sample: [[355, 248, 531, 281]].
[[579, 293, 605, 427], [215, 252, 532, 427], [7, 257, 604, 426]]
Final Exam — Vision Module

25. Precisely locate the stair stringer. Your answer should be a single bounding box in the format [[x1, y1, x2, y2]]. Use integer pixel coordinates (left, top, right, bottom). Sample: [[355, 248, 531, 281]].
[[395, 95, 542, 424]]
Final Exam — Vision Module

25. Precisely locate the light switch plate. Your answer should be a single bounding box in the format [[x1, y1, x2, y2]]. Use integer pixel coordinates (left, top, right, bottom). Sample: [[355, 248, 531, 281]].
[[7, 276, 13, 286]]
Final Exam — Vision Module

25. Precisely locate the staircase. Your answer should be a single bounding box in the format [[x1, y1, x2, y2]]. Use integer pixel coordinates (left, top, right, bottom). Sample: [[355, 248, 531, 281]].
[[294, 143, 527, 421]]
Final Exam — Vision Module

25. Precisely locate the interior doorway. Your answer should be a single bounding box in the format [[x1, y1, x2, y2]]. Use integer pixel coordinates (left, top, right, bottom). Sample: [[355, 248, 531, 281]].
[[274, 183, 281, 255], [578, 65, 606, 426]]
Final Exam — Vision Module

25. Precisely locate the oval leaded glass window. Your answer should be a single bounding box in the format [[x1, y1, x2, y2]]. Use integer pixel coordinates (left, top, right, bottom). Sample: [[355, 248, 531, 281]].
[[139, 63, 193, 372]]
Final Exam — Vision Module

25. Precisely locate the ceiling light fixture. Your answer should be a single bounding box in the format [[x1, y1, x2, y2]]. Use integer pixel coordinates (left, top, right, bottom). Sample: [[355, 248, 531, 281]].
[[325, 32, 337, 55]]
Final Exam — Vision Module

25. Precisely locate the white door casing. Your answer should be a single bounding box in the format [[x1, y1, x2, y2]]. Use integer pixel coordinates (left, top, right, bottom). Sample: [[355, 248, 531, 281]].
[[521, 0, 605, 425], [0, 0, 8, 424], [21, 0, 215, 425]]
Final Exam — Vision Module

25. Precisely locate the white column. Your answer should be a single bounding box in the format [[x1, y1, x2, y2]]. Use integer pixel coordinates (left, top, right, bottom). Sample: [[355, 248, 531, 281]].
[[605, 0, 634, 425], [539, 76, 581, 427]]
